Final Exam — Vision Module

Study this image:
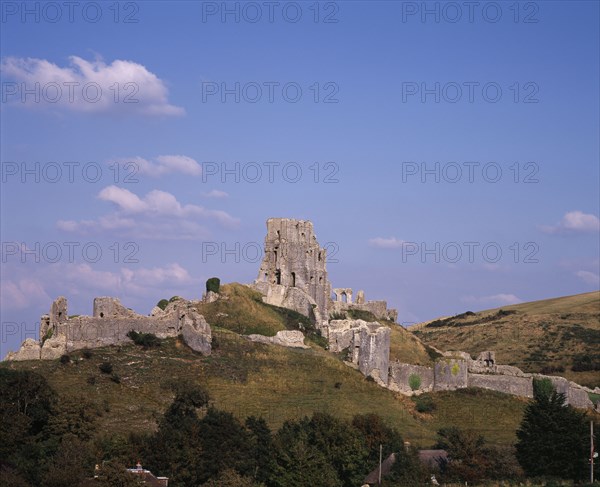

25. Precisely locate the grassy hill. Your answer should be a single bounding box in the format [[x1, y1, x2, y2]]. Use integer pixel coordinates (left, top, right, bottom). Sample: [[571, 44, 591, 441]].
[[0, 283, 533, 448], [410, 291, 600, 388]]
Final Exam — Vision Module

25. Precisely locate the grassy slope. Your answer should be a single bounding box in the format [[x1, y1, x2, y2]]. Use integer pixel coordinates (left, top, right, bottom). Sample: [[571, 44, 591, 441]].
[[1, 334, 528, 447], [410, 291, 600, 388]]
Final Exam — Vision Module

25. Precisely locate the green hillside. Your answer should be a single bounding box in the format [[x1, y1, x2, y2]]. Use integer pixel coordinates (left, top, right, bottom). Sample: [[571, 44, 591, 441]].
[[410, 291, 600, 388]]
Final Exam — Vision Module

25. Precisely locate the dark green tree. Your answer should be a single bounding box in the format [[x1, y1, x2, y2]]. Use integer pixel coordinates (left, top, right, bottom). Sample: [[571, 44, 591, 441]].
[[435, 427, 490, 484], [515, 383, 588, 481], [386, 446, 428, 487], [142, 386, 209, 487], [206, 277, 220, 294], [245, 416, 275, 484], [0, 369, 56, 485], [40, 437, 94, 487], [271, 419, 341, 487], [196, 408, 254, 483], [351, 413, 405, 467]]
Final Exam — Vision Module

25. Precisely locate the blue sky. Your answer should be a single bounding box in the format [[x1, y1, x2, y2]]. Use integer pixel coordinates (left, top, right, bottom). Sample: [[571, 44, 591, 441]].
[[1, 0, 599, 356]]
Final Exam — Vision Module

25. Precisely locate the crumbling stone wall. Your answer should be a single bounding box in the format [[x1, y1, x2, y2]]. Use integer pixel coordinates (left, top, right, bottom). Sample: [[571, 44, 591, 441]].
[[325, 319, 390, 386], [433, 357, 469, 391], [468, 373, 533, 398], [6, 296, 212, 361], [389, 363, 434, 394]]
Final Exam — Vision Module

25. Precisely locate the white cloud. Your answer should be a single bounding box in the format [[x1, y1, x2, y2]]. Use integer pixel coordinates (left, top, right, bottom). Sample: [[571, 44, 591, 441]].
[[461, 293, 523, 306], [57, 186, 239, 240], [368, 237, 406, 249], [1, 55, 184, 116], [541, 211, 600, 234], [575, 270, 600, 286], [203, 190, 229, 198], [1, 262, 197, 312], [113, 155, 201, 177], [0, 278, 51, 310]]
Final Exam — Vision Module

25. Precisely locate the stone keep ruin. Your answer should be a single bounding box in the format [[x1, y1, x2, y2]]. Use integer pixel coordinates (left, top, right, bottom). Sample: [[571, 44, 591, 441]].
[[4, 217, 597, 409], [252, 218, 398, 326]]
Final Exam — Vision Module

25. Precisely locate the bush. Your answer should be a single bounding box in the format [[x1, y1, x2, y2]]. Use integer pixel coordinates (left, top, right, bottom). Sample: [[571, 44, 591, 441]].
[[408, 373, 422, 391], [413, 394, 435, 413], [110, 374, 121, 384], [60, 354, 70, 364], [87, 376, 96, 385], [99, 362, 113, 374], [571, 354, 600, 372], [82, 349, 93, 359], [127, 330, 161, 348], [156, 299, 169, 310], [169, 295, 181, 303], [206, 277, 220, 294]]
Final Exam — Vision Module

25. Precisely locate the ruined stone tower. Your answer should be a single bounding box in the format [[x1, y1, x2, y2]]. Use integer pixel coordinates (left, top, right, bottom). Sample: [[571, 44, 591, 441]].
[[255, 218, 331, 322]]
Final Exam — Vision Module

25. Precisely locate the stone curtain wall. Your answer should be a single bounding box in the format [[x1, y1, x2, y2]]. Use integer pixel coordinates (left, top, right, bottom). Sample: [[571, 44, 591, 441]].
[[6, 296, 212, 360]]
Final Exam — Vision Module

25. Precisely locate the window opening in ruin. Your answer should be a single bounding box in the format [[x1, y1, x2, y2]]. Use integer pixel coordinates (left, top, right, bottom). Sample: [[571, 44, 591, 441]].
[[275, 270, 281, 285], [341, 292, 347, 303], [318, 252, 322, 261], [100, 312, 104, 318], [291, 272, 296, 287]]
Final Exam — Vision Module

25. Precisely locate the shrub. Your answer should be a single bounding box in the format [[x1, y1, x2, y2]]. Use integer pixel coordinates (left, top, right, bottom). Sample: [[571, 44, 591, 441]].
[[60, 354, 70, 364], [169, 295, 181, 303], [82, 349, 93, 359], [42, 327, 53, 344], [99, 362, 113, 374], [408, 373, 422, 391], [156, 299, 169, 310], [571, 354, 600, 372], [334, 382, 342, 389], [127, 330, 161, 348], [206, 277, 220, 294], [110, 374, 121, 384], [533, 377, 554, 400], [87, 376, 96, 385], [413, 394, 435, 413]]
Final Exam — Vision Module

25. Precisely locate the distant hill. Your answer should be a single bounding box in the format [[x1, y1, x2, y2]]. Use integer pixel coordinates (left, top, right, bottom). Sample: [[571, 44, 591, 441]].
[[410, 291, 600, 388]]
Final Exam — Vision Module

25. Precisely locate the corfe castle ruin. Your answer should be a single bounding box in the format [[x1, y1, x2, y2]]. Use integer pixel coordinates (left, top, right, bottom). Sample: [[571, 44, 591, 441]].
[[5, 218, 597, 409]]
